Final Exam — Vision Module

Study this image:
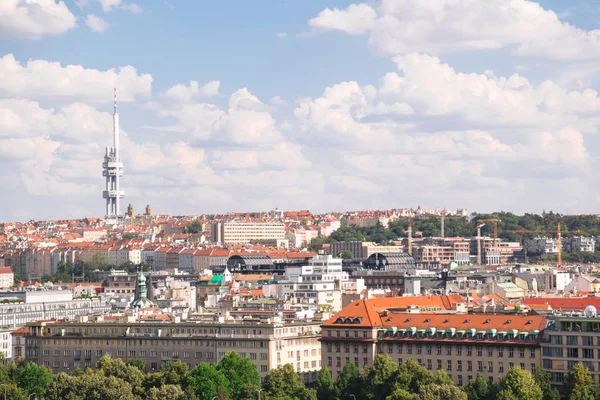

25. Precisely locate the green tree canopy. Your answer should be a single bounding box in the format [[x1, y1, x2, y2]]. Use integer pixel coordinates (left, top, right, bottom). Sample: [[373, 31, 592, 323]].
[[216, 352, 260, 399], [564, 364, 594, 400], [497, 367, 542, 400], [316, 366, 338, 400]]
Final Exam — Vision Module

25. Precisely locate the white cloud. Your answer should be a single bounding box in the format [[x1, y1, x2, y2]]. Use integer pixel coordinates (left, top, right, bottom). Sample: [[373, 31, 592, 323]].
[[275, 32, 288, 39], [163, 80, 220, 102], [308, 0, 600, 60], [0, 54, 152, 103], [97, 0, 141, 13], [85, 14, 110, 33], [0, 0, 77, 39]]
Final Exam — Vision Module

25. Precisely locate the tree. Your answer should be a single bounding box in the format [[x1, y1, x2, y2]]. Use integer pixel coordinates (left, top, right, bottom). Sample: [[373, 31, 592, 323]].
[[433, 370, 454, 387], [146, 384, 186, 400], [316, 367, 338, 400], [464, 375, 492, 400], [160, 360, 189, 386], [418, 384, 468, 400], [122, 232, 135, 240], [16, 362, 53, 396], [396, 360, 434, 394], [45, 371, 135, 400], [336, 362, 362, 400], [186, 363, 230, 400], [264, 364, 316, 400], [97, 354, 144, 389], [363, 354, 399, 399], [564, 365, 594, 400], [339, 250, 354, 260], [127, 357, 146, 372], [184, 221, 203, 234], [533, 369, 560, 400], [216, 352, 260, 399], [497, 367, 542, 400]]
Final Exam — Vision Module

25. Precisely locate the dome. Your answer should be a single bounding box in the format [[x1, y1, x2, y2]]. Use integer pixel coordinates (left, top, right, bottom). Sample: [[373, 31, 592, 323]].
[[585, 305, 597, 318]]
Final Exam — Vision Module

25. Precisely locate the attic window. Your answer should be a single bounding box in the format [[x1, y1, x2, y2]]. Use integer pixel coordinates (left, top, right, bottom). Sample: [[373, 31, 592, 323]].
[[443, 319, 450, 324], [424, 319, 431, 323], [505, 320, 512, 325], [404, 318, 411, 323], [386, 317, 392, 322], [464, 319, 470, 323], [335, 318, 345, 324], [526, 320, 532, 325], [484, 319, 490, 324]]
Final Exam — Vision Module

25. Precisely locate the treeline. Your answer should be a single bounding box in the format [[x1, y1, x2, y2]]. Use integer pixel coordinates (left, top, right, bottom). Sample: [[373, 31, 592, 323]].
[[309, 212, 600, 247], [315, 354, 553, 400], [0, 352, 596, 399]]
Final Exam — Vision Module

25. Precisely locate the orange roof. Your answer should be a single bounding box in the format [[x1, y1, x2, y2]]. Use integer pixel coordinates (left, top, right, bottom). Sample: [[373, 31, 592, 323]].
[[0, 267, 13, 274], [323, 296, 466, 328], [523, 297, 600, 310]]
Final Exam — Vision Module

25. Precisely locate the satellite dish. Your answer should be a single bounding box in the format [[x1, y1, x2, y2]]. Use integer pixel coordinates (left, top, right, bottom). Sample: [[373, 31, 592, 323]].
[[585, 305, 597, 318]]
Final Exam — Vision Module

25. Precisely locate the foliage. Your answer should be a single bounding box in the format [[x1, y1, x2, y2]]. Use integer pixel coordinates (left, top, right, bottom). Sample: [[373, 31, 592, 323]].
[[16, 362, 53, 396], [534, 368, 560, 400], [336, 362, 362, 400], [263, 364, 316, 400], [215, 352, 260, 399], [320, 211, 600, 248], [122, 232, 135, 240], [497, 367, 542, 400], [564, 364, 594, 400], [126, 357, 146, 372], [418, 384, 468, 400], [339, 250, 355, 260], [183, 220, 203, 234], [186, 362, 230, 400], [316, 367, 338, 400]]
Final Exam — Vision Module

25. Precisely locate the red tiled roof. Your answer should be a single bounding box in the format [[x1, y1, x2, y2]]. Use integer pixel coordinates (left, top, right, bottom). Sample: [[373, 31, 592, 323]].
[[523, 297, 600, 310]]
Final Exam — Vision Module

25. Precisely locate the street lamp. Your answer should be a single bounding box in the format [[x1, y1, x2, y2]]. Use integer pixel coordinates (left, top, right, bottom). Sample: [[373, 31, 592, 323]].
[[257, 388, 264, 399], [350, 395, 357, 400], [1, 384, 6, 400], [28, 394, 37, 400]]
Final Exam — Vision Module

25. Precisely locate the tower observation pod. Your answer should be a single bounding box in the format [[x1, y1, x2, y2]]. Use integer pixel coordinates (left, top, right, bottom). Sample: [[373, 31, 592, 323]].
[[102, 88, 125, 220]]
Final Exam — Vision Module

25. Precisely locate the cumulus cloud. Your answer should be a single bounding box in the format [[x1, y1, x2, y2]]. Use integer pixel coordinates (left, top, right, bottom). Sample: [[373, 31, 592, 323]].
[[0, 54, 152, 103], [163, 80, 220, 102], [0, 0, 77, 39], [308, 0, 600, 60], [85, 14, 110, 33]]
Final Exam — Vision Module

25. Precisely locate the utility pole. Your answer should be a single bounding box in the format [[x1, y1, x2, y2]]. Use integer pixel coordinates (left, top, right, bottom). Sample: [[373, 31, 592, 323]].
[[476, 223, 485, 265]]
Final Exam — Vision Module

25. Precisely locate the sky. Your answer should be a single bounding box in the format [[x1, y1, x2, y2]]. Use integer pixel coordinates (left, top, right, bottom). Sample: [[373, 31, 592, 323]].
[[1, 0, 600, 220]]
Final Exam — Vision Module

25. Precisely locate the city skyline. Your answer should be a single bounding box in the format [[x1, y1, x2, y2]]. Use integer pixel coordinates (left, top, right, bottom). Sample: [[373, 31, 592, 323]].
[[1, 0, 600, 220]]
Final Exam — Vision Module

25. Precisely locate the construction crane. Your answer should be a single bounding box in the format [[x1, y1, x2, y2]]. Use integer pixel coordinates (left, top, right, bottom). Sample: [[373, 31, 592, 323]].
[[510, 223, 579, 266], [476, 218, 501, 245]]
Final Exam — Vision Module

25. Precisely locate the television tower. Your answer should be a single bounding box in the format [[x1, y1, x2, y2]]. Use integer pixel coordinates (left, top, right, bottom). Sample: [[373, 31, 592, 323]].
[[102, 88, 124, 220]]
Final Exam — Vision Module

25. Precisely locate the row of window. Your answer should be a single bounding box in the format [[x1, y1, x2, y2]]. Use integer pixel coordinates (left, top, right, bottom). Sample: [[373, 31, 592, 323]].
[[326, 342, 537, 358]]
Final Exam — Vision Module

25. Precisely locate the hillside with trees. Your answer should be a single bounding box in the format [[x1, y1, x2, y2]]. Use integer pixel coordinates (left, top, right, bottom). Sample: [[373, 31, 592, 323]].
[[309, 212, 600, 249]]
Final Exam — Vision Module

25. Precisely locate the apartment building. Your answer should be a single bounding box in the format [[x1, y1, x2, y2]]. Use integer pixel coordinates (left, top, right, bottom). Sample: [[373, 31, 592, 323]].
[[541, 315, 600, 387], [0, 267, 14, 288], [211, 221, 285, 245], [321, 298, 546, 386], [562, 237, 595, 253], [25, 317, 322, 383]]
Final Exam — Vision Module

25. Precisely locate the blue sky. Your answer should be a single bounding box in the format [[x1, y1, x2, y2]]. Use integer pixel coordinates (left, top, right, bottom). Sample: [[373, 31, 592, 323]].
[[1, 0, 600, 220]]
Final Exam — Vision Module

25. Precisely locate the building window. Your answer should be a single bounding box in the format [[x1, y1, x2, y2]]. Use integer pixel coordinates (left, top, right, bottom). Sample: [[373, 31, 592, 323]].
[[456, 346, 462, 356], [427, 359, 432, 370], [436, 345, 442, 355], [397, 344, 402, 354], [437, 360, 442, 370], [478, 361, 483, 372], [447, 360, 452, 371], [487, 348, 493, 357], [467, 361, 472, 372], [457, 360, 462, 372], [446, 345, 452, 356], [498, 348, 503, 357], [458, 375, 463, 386], [508, 348, 514, 358], [467, 346, 472, 356], [531, 364, 536, 375], [499, 362, 504, 373], [530, 348, 536, 358], [583, 336, 594, 346], [417, 344, 422, 355], [488, 362, 493, 373], [407, 344, 412, 354], [567, 348, 579, 358], [477, 347, 483, 357], [327, 357, 332, 367], [567, 336, 578, 345]]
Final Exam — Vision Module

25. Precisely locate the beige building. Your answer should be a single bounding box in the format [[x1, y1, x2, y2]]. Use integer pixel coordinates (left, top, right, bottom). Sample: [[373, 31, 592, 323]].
[[212, 221, 285, 245], [25, 316, 322, 383], [541, 315, 600, 387], [321, 298, 546, 386], [0, 267, 14, 288]]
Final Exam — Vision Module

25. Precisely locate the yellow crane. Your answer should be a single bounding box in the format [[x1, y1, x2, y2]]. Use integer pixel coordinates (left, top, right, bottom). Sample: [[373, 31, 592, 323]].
[[510, 223, 579, 266]]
